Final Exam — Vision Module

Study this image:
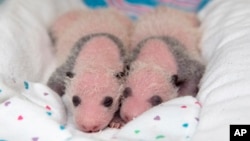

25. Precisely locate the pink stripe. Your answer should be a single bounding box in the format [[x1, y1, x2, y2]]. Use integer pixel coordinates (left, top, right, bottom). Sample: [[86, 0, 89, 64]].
[[160, 0, 200, 7], [107, 0, 152, 14], [116, 0, 151, 13]]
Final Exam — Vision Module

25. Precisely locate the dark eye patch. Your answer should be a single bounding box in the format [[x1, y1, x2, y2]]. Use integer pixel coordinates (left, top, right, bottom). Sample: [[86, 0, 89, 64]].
[[149, 95, 163, 106], [102, 96, 113, 107], [171, 74, 183, 87], [123, 87, 132, 98], [72, 95, 81, 107], [66, 72, 75, 78]]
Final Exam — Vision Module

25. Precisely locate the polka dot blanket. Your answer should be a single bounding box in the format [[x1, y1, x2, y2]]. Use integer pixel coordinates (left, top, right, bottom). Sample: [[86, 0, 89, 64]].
[[0, 78, 201, 141], [7, 0, 250, 141]]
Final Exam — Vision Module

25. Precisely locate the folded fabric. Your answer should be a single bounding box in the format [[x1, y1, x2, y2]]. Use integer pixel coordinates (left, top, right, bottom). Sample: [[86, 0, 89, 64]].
[[113, 96, 201, 141], [0, 81, 70, 141], [83, 0, 211, 19]]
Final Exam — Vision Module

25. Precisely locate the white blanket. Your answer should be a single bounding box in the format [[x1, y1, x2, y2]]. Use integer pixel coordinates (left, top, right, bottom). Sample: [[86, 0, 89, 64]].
[[193, 0, 250, 141], [1, 0, 250, 141]]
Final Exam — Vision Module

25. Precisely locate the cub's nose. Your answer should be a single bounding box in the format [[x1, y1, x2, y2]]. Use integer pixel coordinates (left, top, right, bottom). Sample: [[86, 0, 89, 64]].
[[81, 124, 102, 133]]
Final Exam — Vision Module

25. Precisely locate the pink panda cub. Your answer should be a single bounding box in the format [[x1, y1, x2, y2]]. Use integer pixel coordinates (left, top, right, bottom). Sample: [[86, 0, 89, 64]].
[[119, 7, 205, 122], [47, 8, 132, 132]]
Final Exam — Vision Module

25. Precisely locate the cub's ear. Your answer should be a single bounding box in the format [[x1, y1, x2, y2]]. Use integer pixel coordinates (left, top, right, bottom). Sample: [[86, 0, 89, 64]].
[[171, 74, 184, 87], [66, 71, 75, 78]]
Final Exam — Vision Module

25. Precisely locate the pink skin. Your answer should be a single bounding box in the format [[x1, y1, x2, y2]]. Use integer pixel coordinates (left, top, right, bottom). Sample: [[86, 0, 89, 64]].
[[64, 36, 124, 132], [120, 39, 179, 122], [51, 9, 132, 132], [68, 71, 121, 132], [120, 7, 201, 123]]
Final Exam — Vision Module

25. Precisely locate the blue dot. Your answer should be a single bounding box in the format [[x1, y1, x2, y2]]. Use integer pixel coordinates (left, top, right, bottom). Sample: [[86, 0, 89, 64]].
[[60, 125, 65, 130], [182, 123, 189, 128], [0, 89, 2, 93], [126, 0, 157, 6], [24, 81, 29, 89], [46, 112, 52, 116]]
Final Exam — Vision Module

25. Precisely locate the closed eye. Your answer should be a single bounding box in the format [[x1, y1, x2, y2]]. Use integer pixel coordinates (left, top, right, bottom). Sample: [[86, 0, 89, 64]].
[[72, 95, 81, 107], [149, 95, 162, 106], [102, 96, 113, 107], [123, 87, 132, 98]]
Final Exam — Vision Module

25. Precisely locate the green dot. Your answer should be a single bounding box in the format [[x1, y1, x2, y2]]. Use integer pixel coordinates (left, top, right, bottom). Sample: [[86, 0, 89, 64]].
[[156, 135, 165, 139], [134, 129, 140, 134]]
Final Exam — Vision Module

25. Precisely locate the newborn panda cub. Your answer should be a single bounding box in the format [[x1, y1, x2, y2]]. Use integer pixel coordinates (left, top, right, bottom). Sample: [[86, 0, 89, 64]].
[[47, 8, 131, 132], [119, 7, 205, 123]]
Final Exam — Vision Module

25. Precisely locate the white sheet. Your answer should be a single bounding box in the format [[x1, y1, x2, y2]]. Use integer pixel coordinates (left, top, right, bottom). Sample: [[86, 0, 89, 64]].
[[1, 0, 250, 141], [192, 0, 250, 141], [0, 0, 84, 103]]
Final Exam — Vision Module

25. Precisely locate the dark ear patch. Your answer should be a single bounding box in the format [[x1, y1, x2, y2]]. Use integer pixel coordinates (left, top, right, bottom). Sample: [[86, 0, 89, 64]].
[[66, 72, 75, 78], [178, 79, 200, 97], [72, 95, 81, 107], [47, 78, 65, 96], [171, 74, 184, 87]]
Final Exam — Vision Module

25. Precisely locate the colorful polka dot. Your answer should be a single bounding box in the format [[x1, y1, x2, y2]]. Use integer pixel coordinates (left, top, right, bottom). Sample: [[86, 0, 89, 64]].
[[60, 125, 65, 130], [44, 92, 49, 96], [32, 137, 39, 141], [17, 115, 23, 121], [182, 123, 189, 128], [181, 105, 187, 108], [134, 129, 140, 134], [195, 117, 199, 122], [153, 115, 161, 121], [46, 112, 52, 116], [45, 105, 51, 111], [4, 101, 11, 107], [0, 139, 7, 141], [0, 89, 2, 93], [155, 135, 165, 139], [24, 81, 29, 90]]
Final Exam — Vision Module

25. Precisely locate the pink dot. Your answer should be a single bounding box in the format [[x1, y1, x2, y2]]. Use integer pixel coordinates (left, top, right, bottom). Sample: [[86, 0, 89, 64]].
[[17, 115, 23, 121], [153, 115, 161, 121], [181, 105, 187, 108], [45, 105, 51, 110]]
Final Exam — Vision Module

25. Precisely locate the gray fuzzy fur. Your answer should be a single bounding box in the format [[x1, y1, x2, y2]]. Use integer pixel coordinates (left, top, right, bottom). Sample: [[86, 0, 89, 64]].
[[127, 35, 205, 96], [47, 33, 126, 96]]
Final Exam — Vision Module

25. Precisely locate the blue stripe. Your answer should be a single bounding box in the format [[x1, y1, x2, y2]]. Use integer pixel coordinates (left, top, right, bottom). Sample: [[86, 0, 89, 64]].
[[83, 0, 108, 8], [126, 0, 158, 6], [197, 0, 211, 11]]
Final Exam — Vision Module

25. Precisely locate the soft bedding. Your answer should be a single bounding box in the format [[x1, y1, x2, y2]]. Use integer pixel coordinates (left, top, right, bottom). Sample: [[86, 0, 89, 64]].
[[1, 0, 250, 141]]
